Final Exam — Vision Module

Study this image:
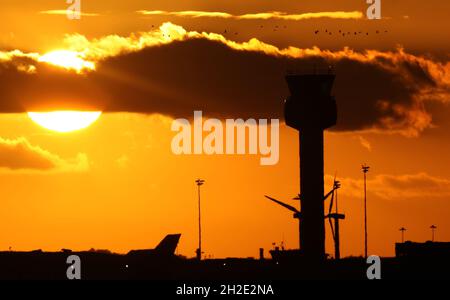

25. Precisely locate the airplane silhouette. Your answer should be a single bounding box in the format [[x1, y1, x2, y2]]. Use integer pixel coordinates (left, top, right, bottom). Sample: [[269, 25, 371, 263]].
[[127, 234, 181, 257]]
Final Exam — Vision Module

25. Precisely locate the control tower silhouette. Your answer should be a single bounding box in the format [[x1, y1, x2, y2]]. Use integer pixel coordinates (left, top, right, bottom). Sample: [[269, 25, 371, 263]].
[[284, 71, 337, 260]]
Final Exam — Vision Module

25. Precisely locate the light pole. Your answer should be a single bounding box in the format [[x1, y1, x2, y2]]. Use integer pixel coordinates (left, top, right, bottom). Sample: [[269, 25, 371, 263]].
[[430, 225, 437, 242], [195, 179, 205, 260], [399, 227, 406, 243], [362, 164, 370, 259]]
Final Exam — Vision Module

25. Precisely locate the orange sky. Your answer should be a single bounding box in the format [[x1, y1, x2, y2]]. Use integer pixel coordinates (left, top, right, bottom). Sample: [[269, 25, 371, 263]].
[[0, 0, 449, 258]]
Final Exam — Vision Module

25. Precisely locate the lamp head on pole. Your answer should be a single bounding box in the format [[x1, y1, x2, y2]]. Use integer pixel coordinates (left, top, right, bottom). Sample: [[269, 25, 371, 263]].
[[362, 164, 370, 174], [196, 179, 205, 186]]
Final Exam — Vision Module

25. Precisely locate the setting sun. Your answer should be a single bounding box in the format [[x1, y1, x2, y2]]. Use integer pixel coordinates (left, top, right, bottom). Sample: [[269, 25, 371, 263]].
[[38, 50, 95, 72], [27, 111, 102, 132]]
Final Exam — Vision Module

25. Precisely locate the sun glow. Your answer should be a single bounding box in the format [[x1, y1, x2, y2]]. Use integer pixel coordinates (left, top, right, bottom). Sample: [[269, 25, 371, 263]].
[[38, 50, 95, 72], [27, 111, 102, 133]]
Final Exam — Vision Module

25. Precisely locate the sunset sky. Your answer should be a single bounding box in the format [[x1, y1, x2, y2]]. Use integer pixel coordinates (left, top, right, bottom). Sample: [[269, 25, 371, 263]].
[[0, 0, 449, 259]]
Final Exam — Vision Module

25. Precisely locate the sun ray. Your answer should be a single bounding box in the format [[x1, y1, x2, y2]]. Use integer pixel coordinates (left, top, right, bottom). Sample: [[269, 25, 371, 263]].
[[38, 50, 95, 73]]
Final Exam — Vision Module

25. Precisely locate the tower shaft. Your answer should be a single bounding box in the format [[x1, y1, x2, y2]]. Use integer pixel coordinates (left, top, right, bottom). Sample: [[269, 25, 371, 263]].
[[299, 128, 325, 258], [284, 73, 337, 260]]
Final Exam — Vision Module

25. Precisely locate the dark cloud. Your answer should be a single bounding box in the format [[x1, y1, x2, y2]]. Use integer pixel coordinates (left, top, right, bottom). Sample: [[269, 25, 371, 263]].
[[0, 137, 89, 172], [0, 25, 449, 135]]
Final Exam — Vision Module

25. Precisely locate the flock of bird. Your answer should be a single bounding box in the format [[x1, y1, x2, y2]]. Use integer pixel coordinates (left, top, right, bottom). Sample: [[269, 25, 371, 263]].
[[151, 24, 388, 38], [223, 25, 289, 35], [314, 29, 389, 36], [220, 26, 388, 37]]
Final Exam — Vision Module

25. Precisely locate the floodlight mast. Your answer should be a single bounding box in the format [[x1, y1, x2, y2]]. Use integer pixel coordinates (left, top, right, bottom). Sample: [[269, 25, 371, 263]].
[[195, 179, 205, 260], [362, 164, 370, 259]]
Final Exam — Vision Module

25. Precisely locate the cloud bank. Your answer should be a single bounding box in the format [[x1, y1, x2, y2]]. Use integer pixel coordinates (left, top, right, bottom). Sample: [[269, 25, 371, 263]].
[[136, 10, 363, 21], [326, 173, 450, 199], [39, 10, 99, 17], [0, 23, 449, 136]]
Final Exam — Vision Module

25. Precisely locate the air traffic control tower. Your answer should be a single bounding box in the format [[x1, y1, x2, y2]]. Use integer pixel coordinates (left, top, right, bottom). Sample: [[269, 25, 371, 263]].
[[284, 71, 337, 260]]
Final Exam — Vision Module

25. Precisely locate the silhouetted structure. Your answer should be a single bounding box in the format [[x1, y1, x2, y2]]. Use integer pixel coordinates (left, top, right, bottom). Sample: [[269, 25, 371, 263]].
[[362, 164, 370, 259], [127, 234, 181, 256], [396, 241, 450, 258], [430, 225, 437, 242], [195, 179, 205, 260], [0, 234, 182, 280], [325, 180, 345, 259], [2, 237, 450, 280], [264, 195, 302, 241], [399, 227, 407, 243], [284, 72, 337, 260]]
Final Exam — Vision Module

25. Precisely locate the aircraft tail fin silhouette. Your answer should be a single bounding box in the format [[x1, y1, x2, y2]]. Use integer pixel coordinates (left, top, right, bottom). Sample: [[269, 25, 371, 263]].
[[155, 234, 181, 255]]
